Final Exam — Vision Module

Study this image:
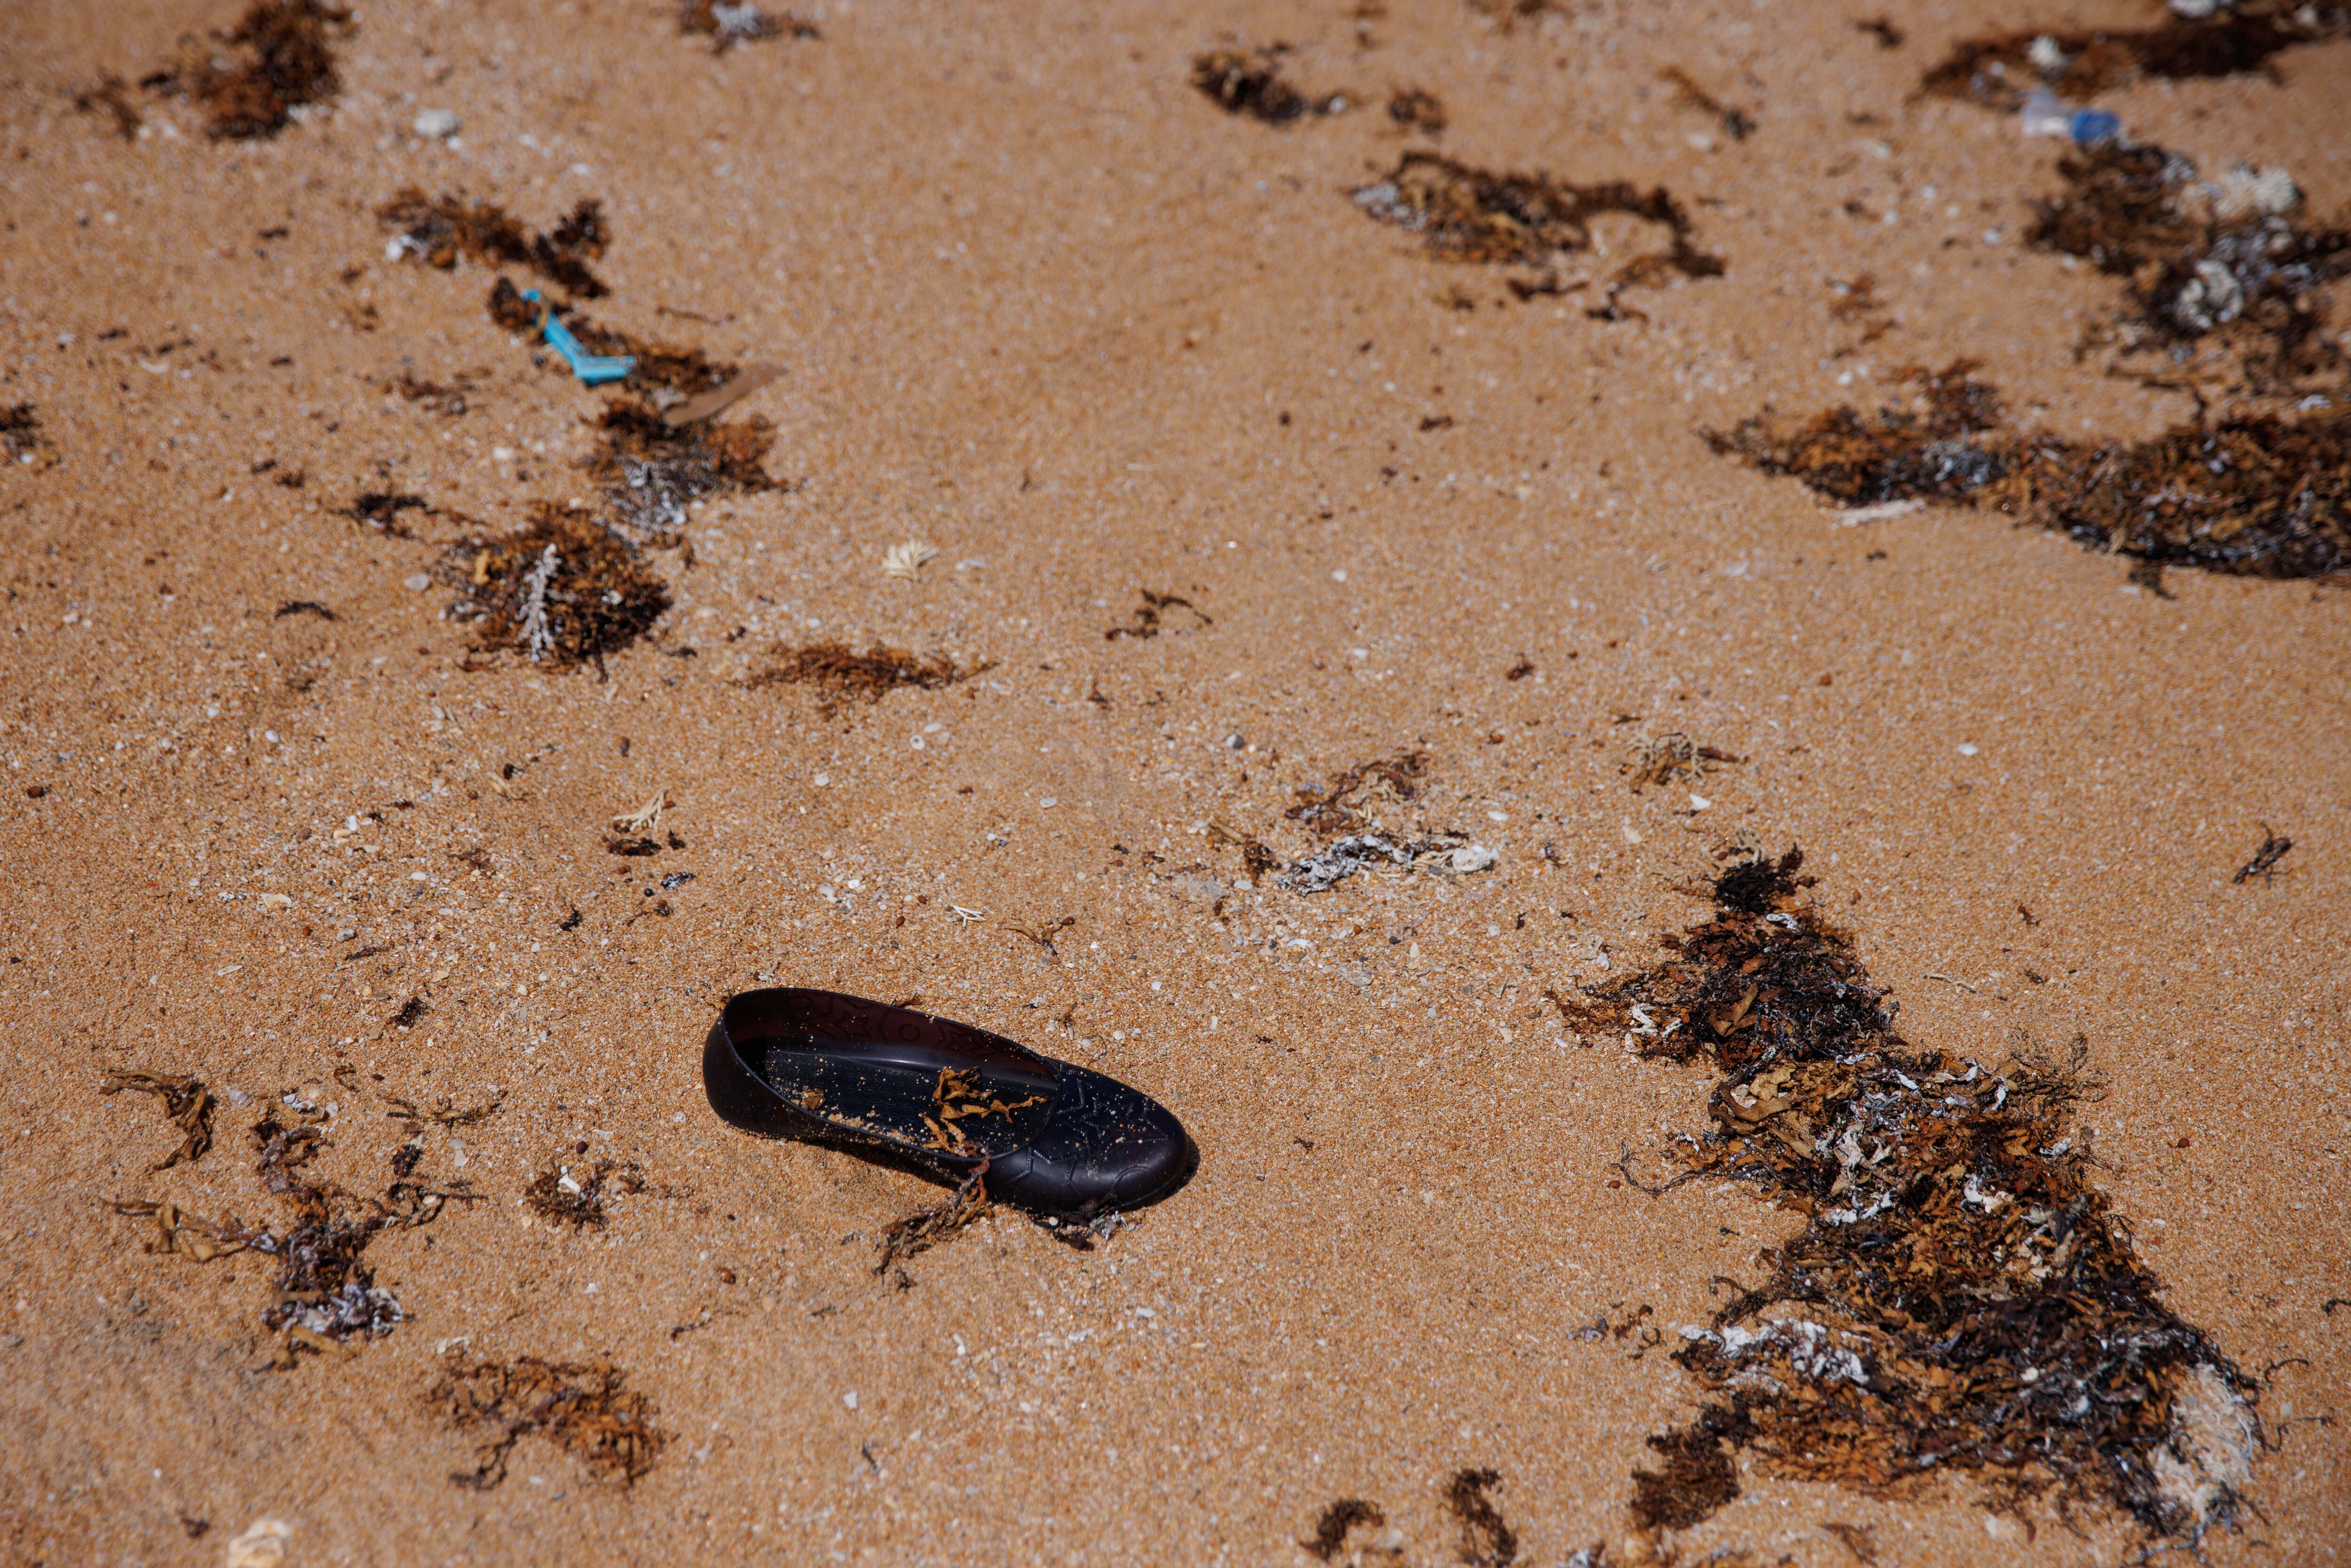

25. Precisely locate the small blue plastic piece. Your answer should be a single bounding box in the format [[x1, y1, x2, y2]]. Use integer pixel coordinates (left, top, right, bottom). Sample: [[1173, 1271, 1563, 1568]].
[[2069, 109, 2122, 147], [522, 287, 636, 385]]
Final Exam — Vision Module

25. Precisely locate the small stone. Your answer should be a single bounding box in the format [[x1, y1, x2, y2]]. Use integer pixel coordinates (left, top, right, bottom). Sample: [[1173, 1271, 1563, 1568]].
[[413, 108, 460, 139], [403, 573, 432, 592]]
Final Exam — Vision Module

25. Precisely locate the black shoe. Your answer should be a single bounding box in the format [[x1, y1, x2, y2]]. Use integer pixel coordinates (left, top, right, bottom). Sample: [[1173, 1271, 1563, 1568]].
[[703, 987, 1198, 1218]]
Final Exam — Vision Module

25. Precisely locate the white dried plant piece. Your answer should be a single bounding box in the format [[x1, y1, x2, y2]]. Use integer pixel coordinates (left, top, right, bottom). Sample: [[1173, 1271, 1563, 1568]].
[[882, 540, 940, 580], [2207, 163, 2299, 223], [1831, 497, 1926, 527], [225, 1517, 294, 1568], [517, 544, 560, 662], [611, 788, 672, 834]]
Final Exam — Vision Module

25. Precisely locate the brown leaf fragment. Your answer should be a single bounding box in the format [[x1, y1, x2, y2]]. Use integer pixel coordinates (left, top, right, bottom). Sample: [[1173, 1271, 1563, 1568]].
[[99, 1069, 216, 1170]]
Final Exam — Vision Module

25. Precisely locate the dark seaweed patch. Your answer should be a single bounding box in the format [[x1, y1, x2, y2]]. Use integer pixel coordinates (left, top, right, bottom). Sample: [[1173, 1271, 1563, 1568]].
[[2, 404, 44, 462], [145, 0, 351, 140], [1300, 1498, 1387, 1562], [1997, 410, 2351, 577], [585, 397, 777, 544], [1565, 848, 2257, 1544], [73, 75, 142, 141], [1387, 88, 1447, 136], [430, 1351, 667, 1489], [1444, 1469, 1519, 1567], [340, 490, 431, 536], [1704, 361, 2006, 508], [1103, 589, 1211, 641], [486, 278, 742, 402], [379, 190, 612, 298], [1191, 48, 1345, 124], [1351, 152, 1723, 304], [745, 641, 994, 712], [1919, 6, 2344, 110], [2231, 824, 2293, 884], [436, 506, 672, 669], [2028, 142, 2351, 391], [1712, 358, 2351, 576]]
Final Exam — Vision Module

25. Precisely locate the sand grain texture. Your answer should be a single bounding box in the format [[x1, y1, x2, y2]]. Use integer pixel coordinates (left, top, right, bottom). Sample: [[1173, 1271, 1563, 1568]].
[[2, 0, 2347, 1563]]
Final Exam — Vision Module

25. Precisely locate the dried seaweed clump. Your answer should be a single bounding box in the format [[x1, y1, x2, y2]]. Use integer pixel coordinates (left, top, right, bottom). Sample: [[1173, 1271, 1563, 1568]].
[[1300, 1498, 1388, 1562], [746, 641, 994, 712], [1919, 4, 2345, 109], [1445, 1468, 1520, 1568], [1705, 361, 2007, 508], [1563, 848, 2257, 1544], [1999, 409, 2351, 578], [1351, 152, 1723, 295], [586, 397, 777, 544], [438, 506, 671, 669], [1626, 733, 1742, 791], [379, 190, 612, 298], [0, 404, 40, 463], [1191, 48, 1346, 124], [2028, 143, 2351, 388], [430, 1351, 667, 1489], [875, 1163, 990, 1275], [145, 0, 351, 140], [522, 1158, 647, 1230], [680, 0, 820, 50], [98, 1068, 215, 1170], [1286, 750, 1428, 837]]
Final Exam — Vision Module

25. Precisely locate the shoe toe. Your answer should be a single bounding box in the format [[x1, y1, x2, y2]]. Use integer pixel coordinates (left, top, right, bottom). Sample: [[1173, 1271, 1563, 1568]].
[[993, 1064, 1195, 1216]]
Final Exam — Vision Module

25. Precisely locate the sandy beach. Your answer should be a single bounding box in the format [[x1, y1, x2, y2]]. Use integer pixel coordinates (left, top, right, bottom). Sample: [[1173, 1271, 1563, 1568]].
[[2, 0, 2347, 1562]]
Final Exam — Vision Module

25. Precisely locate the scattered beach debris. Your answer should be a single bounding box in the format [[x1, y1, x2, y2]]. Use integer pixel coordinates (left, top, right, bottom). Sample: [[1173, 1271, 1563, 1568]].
[[378, 189, 612, 297], [98, 1068, 215, 1170], [1104, 589, 1212, 641], [875, 1161, 990, 1276], [1208, 819, 1284, 881], [0, 404, 40, 464], [110, 1198, 249, 1262], [144, 0, 351, 140], [745, 642, 995, 712], [1278, 833, 1494, 894], [882, 540, 940, 581], [2231, 823, 2293, 883], [1919, 6, 2346, 110], [1190, 47, 1347, 123], [430, 1350, 667, 1489], [1560, 848, 2256, 1544], [1300, 1498, 1388, 1562], [274, 599, 338, 623], [523, 1157, 647, 1229], [1386, 87, 1447, 135], [586, 397, 779, 546], [486, 280, 749, 407], [1351, 153, 1723, 306], [1626, 733, 1744, 791], [2028, 142, 2350, 392], [2018, 85, 2121, 144], [680, 0, 820, 51], [522, 288, 635, 384], [1445, 1468, 1520, 1568], [437, 506, 672, 669]]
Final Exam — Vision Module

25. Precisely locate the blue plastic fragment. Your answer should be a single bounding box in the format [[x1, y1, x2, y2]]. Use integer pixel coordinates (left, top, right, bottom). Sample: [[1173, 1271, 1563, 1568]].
[[522, 287, 636, 385], [2069, 109, 2121, 146]]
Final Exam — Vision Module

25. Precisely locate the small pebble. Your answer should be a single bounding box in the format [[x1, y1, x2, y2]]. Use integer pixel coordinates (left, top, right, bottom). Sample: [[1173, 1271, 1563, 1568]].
[[413, 108, 461, 139], [403, 573, 432, 592]]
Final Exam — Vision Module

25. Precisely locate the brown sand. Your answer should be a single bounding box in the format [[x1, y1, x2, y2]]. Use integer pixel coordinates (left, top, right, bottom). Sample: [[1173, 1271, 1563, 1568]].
[[3, 1, 2348, 1563]]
